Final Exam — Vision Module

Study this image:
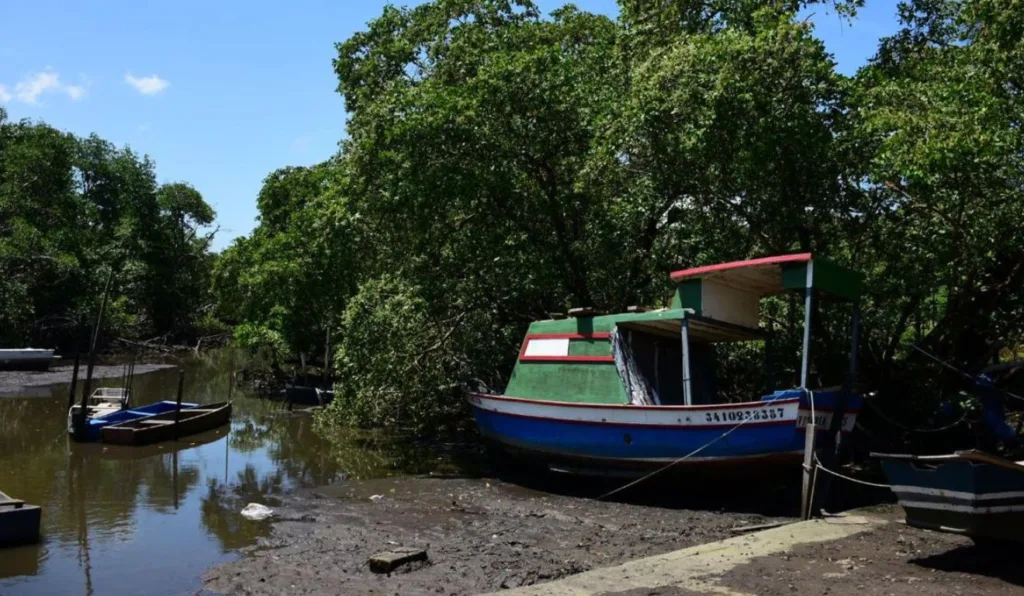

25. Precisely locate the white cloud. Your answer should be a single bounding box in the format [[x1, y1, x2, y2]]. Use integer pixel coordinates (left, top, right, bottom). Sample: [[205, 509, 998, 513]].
[[124, 73, 169, 95], [9, 71, 86, 104], [0, 84, 10, 103]]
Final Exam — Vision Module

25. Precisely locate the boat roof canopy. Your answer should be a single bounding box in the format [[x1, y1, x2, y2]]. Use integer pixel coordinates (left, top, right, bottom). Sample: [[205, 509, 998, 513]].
[[669, 253, 863, 301]]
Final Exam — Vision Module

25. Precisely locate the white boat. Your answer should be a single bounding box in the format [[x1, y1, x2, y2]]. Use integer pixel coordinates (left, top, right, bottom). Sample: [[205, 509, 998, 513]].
[[67, 387, 131, 435], [0, 348, 57, 371]]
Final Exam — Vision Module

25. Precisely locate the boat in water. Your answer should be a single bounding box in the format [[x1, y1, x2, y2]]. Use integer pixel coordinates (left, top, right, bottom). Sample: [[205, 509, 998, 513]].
[[101, 401, 232, 446], [0, 348, 57, 371], [68, 398, 200, 442], [68, 387, 132, 439], [468, 254, 864, 476], [0, 489, 41, 547]]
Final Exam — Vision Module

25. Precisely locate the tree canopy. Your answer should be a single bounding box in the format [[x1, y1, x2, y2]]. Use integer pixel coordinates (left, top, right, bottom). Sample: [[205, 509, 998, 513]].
[[0, 107, 218, 348], [212, 0, 1024, 433]]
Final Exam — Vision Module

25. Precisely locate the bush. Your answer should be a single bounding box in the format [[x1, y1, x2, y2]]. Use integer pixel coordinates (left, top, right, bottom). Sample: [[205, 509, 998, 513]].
[[317, 275, 469, 433]]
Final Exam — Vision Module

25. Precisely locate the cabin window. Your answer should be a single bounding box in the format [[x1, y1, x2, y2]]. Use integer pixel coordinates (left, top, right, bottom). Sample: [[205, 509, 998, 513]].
[[522, 338, 570, 357]]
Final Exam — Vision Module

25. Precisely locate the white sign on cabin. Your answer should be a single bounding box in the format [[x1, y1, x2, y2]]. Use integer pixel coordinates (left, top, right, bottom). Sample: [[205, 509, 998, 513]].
[[523, 338, 570, 357]]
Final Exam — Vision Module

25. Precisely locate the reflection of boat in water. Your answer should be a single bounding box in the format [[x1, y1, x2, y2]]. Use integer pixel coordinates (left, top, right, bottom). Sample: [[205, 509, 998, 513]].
[[0, 348, 57, 371], [0, 489, 41, 547], [102, 401, 233, 446], [69, 397, 200, 442], [77, 425, 228, 460]]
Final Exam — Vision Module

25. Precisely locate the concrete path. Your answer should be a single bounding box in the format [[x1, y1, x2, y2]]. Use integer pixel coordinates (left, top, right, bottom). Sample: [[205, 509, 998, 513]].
[[489, 515, 886, 596]]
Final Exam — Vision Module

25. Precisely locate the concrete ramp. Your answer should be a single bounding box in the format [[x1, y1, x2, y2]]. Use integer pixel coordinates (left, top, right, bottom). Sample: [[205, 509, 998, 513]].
[[488, 515, 885, 596]]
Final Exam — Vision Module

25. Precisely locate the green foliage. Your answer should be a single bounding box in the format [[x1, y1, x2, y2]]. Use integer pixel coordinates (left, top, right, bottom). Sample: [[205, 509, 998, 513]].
[[216, 0, 1024, 436], [0, 108, 217, 348]]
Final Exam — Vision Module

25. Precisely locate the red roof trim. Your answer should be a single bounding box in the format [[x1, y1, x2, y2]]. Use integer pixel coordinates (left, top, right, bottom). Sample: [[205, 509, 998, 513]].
[[519, 355, 615, 363], [670, 253, 812, 282]]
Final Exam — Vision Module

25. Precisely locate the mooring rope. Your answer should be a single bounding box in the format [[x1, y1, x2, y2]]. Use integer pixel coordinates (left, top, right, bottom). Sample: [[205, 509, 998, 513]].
[[813, 453, 891, 489], [864, 399, 968, 433], [596, 392, 792, 500]]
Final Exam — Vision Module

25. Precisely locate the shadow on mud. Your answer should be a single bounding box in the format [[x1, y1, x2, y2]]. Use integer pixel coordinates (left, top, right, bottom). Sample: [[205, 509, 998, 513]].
[[912, 543, 1024, 587]]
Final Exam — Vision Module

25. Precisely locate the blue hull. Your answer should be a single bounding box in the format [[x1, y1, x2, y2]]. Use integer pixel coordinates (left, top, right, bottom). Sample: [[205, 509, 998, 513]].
[[875, 451, 1024, 542], [470, 390, 861, 476], [473, 407, 803, 462], [76, 400, 199, 442]]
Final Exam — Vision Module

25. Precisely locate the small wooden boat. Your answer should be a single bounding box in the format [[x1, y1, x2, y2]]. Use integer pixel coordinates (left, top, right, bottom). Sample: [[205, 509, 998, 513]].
[[0, 490, 41, 547], [874, 450, 1024, 543], [68, 399, 199, 442], [0, 348, 56, 371], [469, 254, 864, 476], [101, 401, 232, 446], [284, 383, 334, 406]]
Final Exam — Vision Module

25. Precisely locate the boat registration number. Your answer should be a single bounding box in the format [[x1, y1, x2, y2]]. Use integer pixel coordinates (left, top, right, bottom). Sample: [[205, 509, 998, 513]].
[[704, 407, 786, 423]]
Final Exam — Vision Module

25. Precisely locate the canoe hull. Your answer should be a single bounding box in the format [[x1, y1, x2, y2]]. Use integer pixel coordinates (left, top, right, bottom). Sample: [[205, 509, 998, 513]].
[[469, 391, 859, 476], [102, 402, 232, 446], [69, 400, 200, 442], [0, 349, 55, 371], [875, 451, 1024, 543]]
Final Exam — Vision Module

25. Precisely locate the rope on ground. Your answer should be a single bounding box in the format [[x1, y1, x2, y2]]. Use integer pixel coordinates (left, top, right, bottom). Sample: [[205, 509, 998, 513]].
[[813, 453, 891, 489], [596, 394, 791, 501], [865, 400, 968, 433]]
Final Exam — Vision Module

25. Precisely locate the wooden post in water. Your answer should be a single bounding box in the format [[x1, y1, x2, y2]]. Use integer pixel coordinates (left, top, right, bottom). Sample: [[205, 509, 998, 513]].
[[78, 268, 115, 436], [174, 368, 185, 440], [227, 354, 235, 401], [67, 350, 81, 412]]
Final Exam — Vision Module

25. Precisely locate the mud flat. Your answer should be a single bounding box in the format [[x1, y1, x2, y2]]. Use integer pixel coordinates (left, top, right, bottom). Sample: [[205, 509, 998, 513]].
[[0, 363, 175, 396], [202, 475, 795, 595]]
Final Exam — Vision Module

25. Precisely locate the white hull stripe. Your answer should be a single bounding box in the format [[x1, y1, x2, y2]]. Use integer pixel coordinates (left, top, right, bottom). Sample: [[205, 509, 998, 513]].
[[900, 500, 1024, 514], [892, 485, 1024, 501], [471, 394, 859, 430]]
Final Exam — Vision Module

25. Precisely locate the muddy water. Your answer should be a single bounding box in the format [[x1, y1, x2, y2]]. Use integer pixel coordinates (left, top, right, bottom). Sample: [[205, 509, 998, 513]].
[[0, 350, 349, 596]]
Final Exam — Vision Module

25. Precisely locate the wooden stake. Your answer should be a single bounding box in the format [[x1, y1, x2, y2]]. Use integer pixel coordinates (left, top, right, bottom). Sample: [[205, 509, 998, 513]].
[[174, 368, 185, 440], [67, 350, 81, 412], [801, 423, 817, 519], [78, 267, 115, 436]]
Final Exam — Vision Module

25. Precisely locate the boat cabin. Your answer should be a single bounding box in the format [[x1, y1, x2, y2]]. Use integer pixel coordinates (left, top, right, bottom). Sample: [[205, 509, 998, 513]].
[[505, 253, 863, 408]]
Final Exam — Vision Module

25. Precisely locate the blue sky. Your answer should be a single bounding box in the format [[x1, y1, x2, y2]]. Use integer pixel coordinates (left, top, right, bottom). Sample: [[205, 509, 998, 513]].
[[0, 1, 901, 251]]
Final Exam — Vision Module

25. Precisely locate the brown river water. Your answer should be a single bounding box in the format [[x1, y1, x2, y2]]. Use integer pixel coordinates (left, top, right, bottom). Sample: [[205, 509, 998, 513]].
[[0, 350, 352, 596]]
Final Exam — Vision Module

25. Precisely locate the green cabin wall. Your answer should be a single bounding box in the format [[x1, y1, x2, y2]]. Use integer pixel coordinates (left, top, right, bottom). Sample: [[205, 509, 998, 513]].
[[505, 362, 626, 404], [503, 310, 690, 404]]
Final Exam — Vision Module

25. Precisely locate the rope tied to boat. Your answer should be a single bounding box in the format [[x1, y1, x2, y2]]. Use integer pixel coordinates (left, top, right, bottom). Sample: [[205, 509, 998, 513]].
[[595, 392, 793, 501], [812, 453, 891, 489]]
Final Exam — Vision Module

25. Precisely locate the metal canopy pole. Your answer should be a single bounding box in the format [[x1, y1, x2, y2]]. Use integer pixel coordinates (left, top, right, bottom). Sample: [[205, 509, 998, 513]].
[[799, 260, 816, 519], [799, 261, 815, 388], [681, 318, 693, 406]]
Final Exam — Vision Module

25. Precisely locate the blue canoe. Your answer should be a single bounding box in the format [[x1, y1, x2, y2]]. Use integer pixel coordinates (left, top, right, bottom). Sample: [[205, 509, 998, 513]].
[[874, 450, 1024, 543], [70, 400, 199, 442]]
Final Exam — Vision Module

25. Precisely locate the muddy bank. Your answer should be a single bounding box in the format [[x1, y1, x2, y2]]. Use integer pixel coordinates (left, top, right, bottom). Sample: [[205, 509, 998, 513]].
[[203, 475, 795, 595], [0, 363, 176, 396], [719, 507, 1024, 595]]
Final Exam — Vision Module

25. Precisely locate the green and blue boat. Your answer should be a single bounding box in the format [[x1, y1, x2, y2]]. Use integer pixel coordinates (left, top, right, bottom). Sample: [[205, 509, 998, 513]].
[[469, 253, 865, 476]]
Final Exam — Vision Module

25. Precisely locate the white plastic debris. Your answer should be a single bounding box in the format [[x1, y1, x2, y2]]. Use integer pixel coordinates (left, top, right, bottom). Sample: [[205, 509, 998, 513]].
[[369, 494, 385, 501], [241, 503, 274, 521]]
